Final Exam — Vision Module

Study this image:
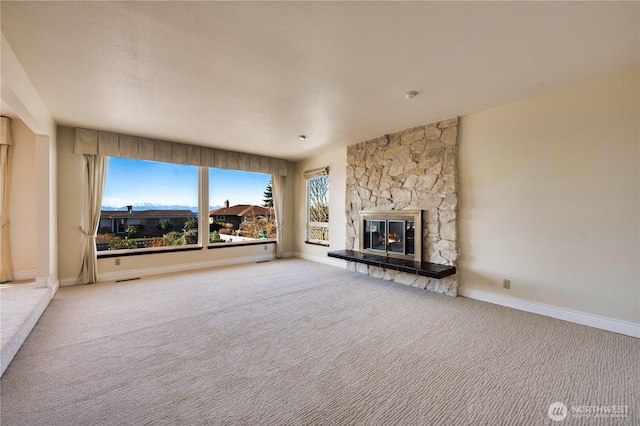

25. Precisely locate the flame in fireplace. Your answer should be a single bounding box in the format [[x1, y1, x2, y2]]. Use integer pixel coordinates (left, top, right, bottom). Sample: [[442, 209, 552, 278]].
[[378, 232, 401, 244], [388, 232, 400, 243]]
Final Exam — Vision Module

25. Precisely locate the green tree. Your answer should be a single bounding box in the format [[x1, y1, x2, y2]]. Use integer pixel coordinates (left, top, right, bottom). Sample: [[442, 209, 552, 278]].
[[163, 231, 184, 246], [158, 221, 174, 232], [209, 231, 225, 243], [184, 218, 198, 230], [262, 179, 273, 208], [109, 239, 137, 250], [183, 229, 198, 244], [125, 224, 145, 237]]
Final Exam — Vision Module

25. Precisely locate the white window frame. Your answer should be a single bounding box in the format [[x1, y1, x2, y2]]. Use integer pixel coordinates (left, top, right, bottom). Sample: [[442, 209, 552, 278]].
[[305, 168, 329, 245], [208, 167, 277, 246]]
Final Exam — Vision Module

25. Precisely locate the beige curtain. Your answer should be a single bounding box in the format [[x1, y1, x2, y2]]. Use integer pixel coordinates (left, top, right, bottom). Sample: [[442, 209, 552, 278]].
[[0, 144, 11, 282], [0, 118, 14, 282], [272, 174, 286, 259], [78, 154, 109, 284]]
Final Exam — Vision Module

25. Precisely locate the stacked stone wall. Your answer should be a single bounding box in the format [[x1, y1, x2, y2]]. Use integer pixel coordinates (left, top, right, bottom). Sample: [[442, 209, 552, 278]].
[[345, 118, 459, 296]]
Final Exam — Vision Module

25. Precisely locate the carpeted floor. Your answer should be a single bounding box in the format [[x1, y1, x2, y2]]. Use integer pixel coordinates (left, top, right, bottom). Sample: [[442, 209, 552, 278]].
[[1, 258, 638, 425], [0, 282, 52, 376]]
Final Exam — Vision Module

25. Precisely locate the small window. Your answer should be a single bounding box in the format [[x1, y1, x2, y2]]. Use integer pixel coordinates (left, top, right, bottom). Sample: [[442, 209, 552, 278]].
[[306, 169, 329, 244]]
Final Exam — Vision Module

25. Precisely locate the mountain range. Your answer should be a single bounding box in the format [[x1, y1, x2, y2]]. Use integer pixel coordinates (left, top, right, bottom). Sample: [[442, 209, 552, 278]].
[[101, 203, 221, 214]]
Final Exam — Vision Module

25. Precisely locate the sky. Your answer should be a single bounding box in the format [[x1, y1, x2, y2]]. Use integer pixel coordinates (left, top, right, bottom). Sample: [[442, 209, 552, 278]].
[[102, 158, 271, 209]]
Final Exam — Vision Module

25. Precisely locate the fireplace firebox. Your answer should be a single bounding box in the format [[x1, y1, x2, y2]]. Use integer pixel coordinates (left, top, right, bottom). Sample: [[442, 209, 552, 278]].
[[358, 210, 422, 261]]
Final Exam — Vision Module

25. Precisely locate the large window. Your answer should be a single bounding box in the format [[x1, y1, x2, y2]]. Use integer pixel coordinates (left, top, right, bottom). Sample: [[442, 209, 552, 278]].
[[98, 158, 199, 252], [208, 168, 276, 245], [307, 174, 329, 244]]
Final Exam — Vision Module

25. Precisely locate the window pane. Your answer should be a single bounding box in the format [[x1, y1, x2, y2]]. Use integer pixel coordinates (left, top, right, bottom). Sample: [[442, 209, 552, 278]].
[[308, 175, 329, 223], [99, 158, 198, 252], [307, 175, 329, 242], [309, 226, 329, 242], [209, 168, 276, 244]]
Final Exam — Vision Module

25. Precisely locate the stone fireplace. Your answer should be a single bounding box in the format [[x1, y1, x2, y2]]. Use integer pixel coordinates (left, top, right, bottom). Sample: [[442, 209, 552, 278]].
[[345, 118, 459, 296]]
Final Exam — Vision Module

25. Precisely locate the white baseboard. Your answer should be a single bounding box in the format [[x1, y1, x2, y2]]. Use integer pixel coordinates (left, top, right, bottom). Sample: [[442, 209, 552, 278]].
[[34, 277, 48, 288], [49, 279, 59, 295], [458, 287, 639, 339], [59, 277, 77, 287], [294, 252, 347, 269], [12, 270, 36, 281], [96, 253, 276, 283]]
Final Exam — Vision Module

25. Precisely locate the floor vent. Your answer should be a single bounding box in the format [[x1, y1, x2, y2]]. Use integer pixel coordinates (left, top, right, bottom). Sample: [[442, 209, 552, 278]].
[[256, 260, 270, 264], [115, 277, 141, 283]]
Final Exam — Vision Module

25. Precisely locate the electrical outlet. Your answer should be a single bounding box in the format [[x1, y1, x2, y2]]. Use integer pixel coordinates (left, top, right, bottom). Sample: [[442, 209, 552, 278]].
[[264, 245, 267, 251], [503, 279, 511, 289], [115, 258, 121, 266]]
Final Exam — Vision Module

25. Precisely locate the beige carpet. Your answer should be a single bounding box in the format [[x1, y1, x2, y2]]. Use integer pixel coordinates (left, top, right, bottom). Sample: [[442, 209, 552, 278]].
[[0, 282, 53, 376], [1, 259, 637, 425]]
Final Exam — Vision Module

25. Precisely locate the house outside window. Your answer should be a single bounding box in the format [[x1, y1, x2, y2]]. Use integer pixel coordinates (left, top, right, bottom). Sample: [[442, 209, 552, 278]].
[[305, 167, 329, 245]]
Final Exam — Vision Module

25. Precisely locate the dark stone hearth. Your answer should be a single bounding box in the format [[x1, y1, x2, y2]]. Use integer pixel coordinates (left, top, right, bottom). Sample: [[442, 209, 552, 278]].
[[328, 250, 456, 279]]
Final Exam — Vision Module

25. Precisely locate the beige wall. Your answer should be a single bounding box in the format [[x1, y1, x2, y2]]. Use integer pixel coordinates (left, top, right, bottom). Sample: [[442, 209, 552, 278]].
[[57, 127, 85, 280], [293, 148, 347, 264], [8, 118, 37, 277], [56, 126, 294, 283], [458, 70, 639, 323], [2, 34, 58, 289]]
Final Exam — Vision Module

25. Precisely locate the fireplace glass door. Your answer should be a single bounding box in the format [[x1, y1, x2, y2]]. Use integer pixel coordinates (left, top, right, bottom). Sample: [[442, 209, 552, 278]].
[[362, 218, 415, 258], [359, 210, 422, 261], [387, 221, 404, 254], [364, 220, 386, 252]]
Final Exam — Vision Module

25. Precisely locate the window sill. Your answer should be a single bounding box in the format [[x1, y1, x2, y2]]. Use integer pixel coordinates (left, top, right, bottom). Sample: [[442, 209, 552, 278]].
[[208, 239, 276, 249], [305, 240, 330, 247], [97, 245, 202, 258]]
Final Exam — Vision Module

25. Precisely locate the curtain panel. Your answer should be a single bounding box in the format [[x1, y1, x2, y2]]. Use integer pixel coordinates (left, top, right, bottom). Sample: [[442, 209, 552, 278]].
[[272, 174, 286, 259], [75, 128, 288, 177], [0, 117, 14, 282], [77, 154, 109, 285]]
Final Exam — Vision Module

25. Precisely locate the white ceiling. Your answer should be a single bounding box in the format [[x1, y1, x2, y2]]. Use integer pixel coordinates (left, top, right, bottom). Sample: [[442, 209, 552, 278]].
[[1, 1, 638, 161]]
